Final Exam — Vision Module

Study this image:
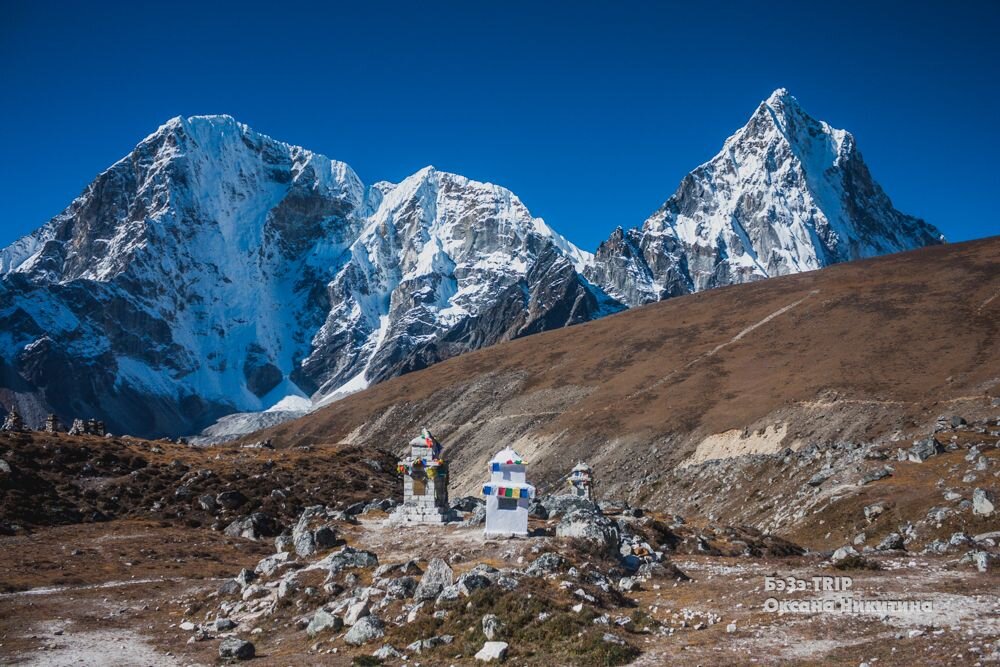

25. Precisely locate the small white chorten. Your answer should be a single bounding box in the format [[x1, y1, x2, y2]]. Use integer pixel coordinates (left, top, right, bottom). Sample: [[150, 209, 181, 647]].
[[482, 446, 535, 538], [568, 461, 594, 499], [393, 428, 455, 524]]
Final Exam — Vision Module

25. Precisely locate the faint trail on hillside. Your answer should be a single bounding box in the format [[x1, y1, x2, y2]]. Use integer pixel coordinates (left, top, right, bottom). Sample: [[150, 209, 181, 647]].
[[625, 290, 819, 402], [978, 286, 1000, 313], [0, 577, 188, 599]]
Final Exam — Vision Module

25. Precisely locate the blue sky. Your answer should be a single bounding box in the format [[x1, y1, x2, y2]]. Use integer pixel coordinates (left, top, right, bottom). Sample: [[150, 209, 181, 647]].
[[1, 1, 997, 251]]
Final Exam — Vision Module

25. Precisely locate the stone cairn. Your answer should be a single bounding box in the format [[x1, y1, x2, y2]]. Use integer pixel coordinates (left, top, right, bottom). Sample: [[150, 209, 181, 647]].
[[390, 427, 457, 524], [68, 418, 105, 436], [567, 461, 594, 499], [1, 408, 28, 432], [43, 413, 63, 433]]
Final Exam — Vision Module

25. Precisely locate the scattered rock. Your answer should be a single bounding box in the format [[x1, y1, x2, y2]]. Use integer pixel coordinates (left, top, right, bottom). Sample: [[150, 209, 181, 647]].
[[414, 558, 453, 600], [373, 644, 404, 660], [234, 568, 256, 588], [457, 571, 492, 596], [344, 599, 370, 626], [224, 512, 279, 540], [482, 613, 505, 640], [463, 505, 487, 526], [876, 532, 904, 551], [216, 490, 248, 510], [525, 552, 567, 577], [907, 438, 942, 463], [450, 496, 484, 513], [218, 637, 255, 660], [555, 508, 620, 553], [863, 502, 887, 523], [475, 640, 509, 662], [807, 468, 833, 486], [859, 467, 893, 485], [540, 494, 598, 518], [312, 546, 379, 575], [306, 609, 343, 638], [344, 615, 384, 645], [973, 488, 995, 517], [831, 545, 859, 563]]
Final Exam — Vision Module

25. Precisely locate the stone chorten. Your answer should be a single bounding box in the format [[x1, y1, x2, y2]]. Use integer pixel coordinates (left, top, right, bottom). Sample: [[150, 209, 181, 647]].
[[483, 446, 535, 538], [1, 408, 27, 432], [393, 428, 456, 524], [568, 461, 594, 499], [43, 414, 63, 433]]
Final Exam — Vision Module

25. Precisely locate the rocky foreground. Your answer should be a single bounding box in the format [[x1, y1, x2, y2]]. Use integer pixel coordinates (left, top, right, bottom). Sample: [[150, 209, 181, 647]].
[[1, 418, 998, 665]]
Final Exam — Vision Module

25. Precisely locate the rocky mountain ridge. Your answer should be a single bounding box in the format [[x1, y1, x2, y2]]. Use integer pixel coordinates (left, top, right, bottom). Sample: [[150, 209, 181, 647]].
[[586, 89, 943, 306], [0, 90, 943, 438]]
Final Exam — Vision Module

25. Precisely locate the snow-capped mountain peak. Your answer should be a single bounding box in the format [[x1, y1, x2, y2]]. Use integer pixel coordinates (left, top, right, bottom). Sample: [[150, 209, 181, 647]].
[[587, 88, 942, 306], [0, 91, 942, 439], [0, 117, 616, 438]]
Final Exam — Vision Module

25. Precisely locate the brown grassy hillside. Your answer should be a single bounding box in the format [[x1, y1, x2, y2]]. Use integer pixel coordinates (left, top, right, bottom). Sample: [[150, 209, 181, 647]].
[[251, 237, 1000, 502]]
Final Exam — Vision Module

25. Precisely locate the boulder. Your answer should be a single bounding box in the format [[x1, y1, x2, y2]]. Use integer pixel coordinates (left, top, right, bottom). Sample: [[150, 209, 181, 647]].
[[374, 559, 423, 579], [218, 637, 255, 660], [385, 576, 417, 599], [450, 496, 484, 513], [344, 599, 370, 626], [475, 641, 509, 662], [214, 618, 237, 631], [234, 568, 256, 588], [435, 584, 460, 604], [372, 644, 404, 660], [876, 532, 904, 551], [831, 546, 859, 563], [908, 438, 943, 463], [859, 467, 893, 485], [216, 490, 247, 510], [482, 613, 504, 640], [344, 615, 384, 645], [525, 552, 567, 577], [313, 546, 379, 575], [218, 579, 241, 596], [224, 512, 279, 540], [197, 494, 218, 513], [806, 468, 833, 486], [528, 499, 549, 519], [414, 558, 453, 600], [274, 532, 293, 553], [457, 572, 492, 596], [926, 507, 952, 523], [540, 494, 598, 518], [556, 509, 620, 553], [362, 498, 396, 514], [345, 501, 367, 516], [973, 488, 995, 517], [463, 505, 486, 526], [292, 506, 342, 557], [863, 502, 887, 523], [306, 609, 342, 638], [406, 635, 454, 652], [255, 551, 292, 576]]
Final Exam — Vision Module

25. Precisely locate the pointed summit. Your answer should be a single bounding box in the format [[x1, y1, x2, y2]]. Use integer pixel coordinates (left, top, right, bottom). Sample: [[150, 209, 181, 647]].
[[586, 90, 943, 306]]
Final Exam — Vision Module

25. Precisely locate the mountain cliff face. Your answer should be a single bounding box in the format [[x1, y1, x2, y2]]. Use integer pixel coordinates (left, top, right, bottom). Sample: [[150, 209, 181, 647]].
[[0, 90, 943, 438], [0, 116, 616, 437], [586, 89, 943, 306]]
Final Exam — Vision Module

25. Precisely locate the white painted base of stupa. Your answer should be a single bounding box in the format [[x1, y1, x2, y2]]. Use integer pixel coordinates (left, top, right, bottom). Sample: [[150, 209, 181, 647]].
[[388, 503, 457, 525], [483, 529, 529, 539]]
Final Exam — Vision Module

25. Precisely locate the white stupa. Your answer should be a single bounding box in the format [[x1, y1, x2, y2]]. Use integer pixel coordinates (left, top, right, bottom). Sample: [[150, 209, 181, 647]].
[[482, 446, 535, 538]]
